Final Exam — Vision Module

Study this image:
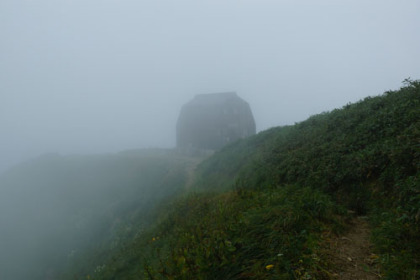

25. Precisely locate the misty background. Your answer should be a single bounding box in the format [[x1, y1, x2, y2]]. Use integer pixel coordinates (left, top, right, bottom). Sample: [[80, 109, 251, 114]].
[[1, 0, 419, 173]]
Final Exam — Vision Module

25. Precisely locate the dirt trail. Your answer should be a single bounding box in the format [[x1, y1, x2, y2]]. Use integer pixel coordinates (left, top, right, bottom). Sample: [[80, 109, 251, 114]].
[[183, 156, 205, 189], [325, 216, 381, 279]]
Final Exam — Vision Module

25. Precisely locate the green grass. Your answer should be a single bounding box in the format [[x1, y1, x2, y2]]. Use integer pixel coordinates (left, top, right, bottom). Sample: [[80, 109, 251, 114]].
[[19, 79, 418, 279], [193, 79, 420, 278], [93, 79, 418, 279], [92, 185, 346, 279]]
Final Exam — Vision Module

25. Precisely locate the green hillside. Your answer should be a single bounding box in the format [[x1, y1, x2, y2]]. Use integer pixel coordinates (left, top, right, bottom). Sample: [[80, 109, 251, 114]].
[[86, 79, 419, 279]]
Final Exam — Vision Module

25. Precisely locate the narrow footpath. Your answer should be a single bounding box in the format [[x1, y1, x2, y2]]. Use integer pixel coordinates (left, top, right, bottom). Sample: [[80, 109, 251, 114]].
[[182, 155, 206, 189], [325, 216, 381, 279]]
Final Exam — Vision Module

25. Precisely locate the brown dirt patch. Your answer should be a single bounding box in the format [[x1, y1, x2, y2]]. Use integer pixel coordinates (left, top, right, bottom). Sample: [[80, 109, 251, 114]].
[[322, 216, 382, 279]]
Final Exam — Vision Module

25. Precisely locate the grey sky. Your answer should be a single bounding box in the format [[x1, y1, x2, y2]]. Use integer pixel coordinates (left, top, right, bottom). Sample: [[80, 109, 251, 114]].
[[1, 0, 419, 172]]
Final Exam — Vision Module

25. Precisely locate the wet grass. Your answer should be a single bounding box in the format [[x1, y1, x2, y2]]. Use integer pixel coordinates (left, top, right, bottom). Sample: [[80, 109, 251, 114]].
[[72, 79, 419, 279]]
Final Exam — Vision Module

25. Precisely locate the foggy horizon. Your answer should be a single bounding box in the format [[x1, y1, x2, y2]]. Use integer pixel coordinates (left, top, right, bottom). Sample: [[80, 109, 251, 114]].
[[1, 0, 420, 173]]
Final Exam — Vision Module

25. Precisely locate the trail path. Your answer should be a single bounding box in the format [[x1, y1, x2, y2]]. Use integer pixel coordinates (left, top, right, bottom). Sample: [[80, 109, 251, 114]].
[[183, 156, 206, 189], [325, 216, 381, 279]]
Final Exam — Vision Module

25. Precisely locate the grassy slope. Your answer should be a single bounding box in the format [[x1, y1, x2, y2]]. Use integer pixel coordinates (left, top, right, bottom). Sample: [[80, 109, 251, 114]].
[[194, 79, 420, 278], [88, 80, 419, 279]]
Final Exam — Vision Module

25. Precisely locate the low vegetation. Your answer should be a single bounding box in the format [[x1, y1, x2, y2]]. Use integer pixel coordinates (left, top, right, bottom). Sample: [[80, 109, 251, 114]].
[[2, 80, 418, 279], [95, 185, 345, 279], [83, 79, 419, 279]]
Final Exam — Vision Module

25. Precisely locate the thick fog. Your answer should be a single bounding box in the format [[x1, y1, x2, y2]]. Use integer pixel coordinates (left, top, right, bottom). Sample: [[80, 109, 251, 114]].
[[1, 0, 420, 172]]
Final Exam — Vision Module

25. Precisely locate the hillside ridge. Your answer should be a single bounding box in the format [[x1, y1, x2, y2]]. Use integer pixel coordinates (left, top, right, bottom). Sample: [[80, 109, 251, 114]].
[[5, 80, 416, 279], [84, 79, 419, 279]]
